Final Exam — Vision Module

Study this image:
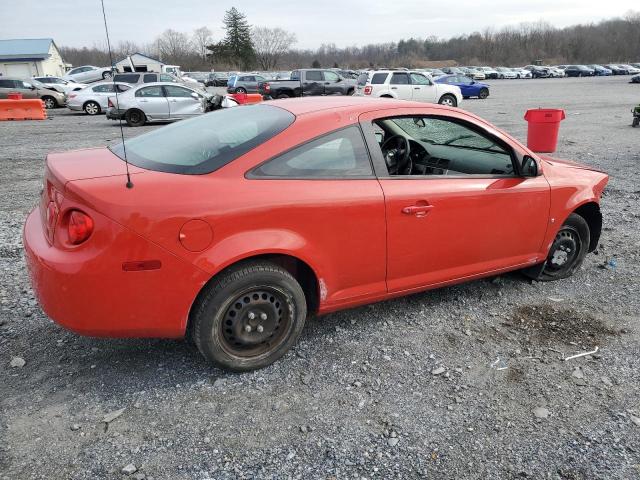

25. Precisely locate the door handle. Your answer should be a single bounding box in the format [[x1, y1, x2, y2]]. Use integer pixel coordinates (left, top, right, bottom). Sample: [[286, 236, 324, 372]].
[[139, 99, 148, 102], [402, 205, 434, 215], [414, 87, 421, 89], [391, 87, 398, 90]]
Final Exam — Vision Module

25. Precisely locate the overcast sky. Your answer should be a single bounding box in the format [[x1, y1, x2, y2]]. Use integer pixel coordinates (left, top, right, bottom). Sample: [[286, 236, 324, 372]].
[[1, 1, 637, 49]]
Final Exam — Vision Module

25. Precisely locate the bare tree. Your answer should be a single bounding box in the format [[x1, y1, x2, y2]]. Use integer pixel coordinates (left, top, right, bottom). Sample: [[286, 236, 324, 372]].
[[252, 26, 297, 70], [192, 27, 213, 61], [156, 29, 193, 64]]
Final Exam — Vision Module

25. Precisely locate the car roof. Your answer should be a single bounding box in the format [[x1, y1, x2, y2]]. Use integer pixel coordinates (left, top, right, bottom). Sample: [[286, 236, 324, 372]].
[[271, 96, 461, 118]]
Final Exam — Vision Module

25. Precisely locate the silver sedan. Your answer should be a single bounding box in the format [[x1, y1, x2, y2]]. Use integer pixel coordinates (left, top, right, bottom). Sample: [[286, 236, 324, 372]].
[[67, 82, 132, 115], [106, 82, 211, 127]]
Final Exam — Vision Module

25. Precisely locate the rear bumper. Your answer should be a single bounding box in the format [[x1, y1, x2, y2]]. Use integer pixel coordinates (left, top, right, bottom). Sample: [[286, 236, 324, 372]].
[[23, 207, 209, 338], [106, 108, 126, 120]]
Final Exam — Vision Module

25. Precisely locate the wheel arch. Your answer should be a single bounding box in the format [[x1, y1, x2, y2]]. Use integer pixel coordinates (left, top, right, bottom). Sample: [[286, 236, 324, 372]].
[[571, 201, 602, 253]]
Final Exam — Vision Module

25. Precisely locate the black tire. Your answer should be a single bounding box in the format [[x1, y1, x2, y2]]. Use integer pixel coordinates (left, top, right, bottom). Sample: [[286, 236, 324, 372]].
[[478, 88, 489, 99], [276, 93, 291, 99], [235, 87, 247, 94], [83, 101, 100, 115], [438, 94, 457, 107], [633, 117, 639, 128], [41, 96, 57, 109], [125, 109, 146, 127], [346, 88, 355, 96], [191, 261, 307, 371], [381, 95, 394, 98], [523, 213, 590, 281], [102, 71, 113, 80]]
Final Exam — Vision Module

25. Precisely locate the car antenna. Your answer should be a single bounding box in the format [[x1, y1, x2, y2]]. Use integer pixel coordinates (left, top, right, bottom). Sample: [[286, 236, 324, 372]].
[[100, 0, 133, 189]]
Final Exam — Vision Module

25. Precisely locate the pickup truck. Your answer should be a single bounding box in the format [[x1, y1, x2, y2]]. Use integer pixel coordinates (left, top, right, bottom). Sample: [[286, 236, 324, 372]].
[[259, 69, 356, 98]]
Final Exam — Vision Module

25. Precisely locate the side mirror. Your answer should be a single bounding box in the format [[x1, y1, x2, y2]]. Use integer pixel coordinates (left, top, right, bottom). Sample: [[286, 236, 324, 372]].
[[413, 118, 426, 128], [374, 132, 384, 144], [191, 92, 199, 99], [521, 155, 538, 177]]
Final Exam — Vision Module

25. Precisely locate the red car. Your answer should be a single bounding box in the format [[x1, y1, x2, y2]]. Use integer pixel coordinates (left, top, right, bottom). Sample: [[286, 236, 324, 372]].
[[24, 97, 608, 371]]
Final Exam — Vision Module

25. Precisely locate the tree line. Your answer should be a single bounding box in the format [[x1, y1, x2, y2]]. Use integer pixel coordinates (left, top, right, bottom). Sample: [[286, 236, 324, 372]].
[[60, 9, 640, 72]]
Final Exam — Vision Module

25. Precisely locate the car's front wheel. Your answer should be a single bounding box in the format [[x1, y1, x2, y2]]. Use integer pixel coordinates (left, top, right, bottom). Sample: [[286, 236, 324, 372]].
[[83, 101, 100, 115], [524, 213, 590, 281], [438, 94, 457, 107], [192, 261, 307, 371], [125, 109, 146, 127], [41, 96, 57, 109], [478, 88, 489, 99]]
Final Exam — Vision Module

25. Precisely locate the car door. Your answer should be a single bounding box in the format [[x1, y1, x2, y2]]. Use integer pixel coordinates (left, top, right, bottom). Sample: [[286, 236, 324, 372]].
[[0, 79, 16, 98], [302, 71, 324, 96], [388, 72, 412, 100], [164, 85, 204, 118], [91, 83, 116, 108], [454, 75, 475, 96], [322, 71, 343, 95], [15, 80, 39, 99], [359, 108, 550, 293], [134, 85, 169, 119], [409, 73, 437, 103]]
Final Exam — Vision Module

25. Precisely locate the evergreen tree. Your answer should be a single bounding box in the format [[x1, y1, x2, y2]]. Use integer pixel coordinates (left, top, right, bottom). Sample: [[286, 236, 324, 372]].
[[311, 59, 321, 68], [207, 7, 255, 70]]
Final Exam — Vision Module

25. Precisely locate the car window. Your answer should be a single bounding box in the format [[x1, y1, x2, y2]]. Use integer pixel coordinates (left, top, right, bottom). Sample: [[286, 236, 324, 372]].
[[383, 117, 514, 176], [456, 75, 472, 84], [256, 76, 266, 82], [160, 74, 175, 82], [115, 74, 140, 83], [305, 71, 323, 81], [19, 81, 33, 89], [390, 73, 409, 85], [253, 126, 372, 178], [135, 86, 165, 97], [116, 84, 131, 93], [323, 71, 340, 82], [410, 73, 431, 85], [143, 74, 158, 83], [93, 84, 114, 92], [110, 104, 295, 175], [371, 73, 388, 84], [164, 85, 196, 98]]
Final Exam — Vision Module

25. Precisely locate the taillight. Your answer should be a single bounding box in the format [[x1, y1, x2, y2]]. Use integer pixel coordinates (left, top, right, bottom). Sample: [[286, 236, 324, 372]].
[[108, 98, 114, 108], [364, 86, 372, 95], [67, 210, 94, 245], [68, 94, 77, 99], [263, 82, 270, 92]]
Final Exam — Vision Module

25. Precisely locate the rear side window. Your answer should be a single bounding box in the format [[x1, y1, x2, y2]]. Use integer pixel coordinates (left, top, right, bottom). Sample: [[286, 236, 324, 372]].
[[109, 104, 295, 175], [160, 74, 175, 82], [371, 73, 388, 84], [115, 74, 139, 83], [390, 73, 409, 85], [252, 126, 372, 178], [143, 74, 157, 83], [0, 80, 15, 88], [305, 71, 323, 81], [93, 84, 114, 92], [135, 86, 164, 97]]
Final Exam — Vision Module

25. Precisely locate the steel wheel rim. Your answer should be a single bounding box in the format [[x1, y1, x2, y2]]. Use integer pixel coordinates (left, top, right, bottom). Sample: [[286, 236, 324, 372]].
[[86, 103, 98, 114], [219, 286, 294, 358], [130, 111, 141, 123], [545, 226, 582, 275], [44, 98, 55, 108]]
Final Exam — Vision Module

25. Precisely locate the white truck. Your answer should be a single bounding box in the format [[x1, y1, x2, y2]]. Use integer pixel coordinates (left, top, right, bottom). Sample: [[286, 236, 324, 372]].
[[355, 70, 463, 107]]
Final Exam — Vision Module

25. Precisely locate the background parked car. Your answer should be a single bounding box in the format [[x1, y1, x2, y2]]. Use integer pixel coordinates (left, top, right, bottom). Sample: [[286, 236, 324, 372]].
[[631, 73, 640, 84], [524, 66, 550, 78], [441, 67, 465, 75], [495, 67, 517, 79], [106, 83, 211, 127], [227, 74, 268, 94], [0, 77, 66, 108], [510, 67, 532, 79], [435, 74, 490, 99], [63, 65, 114, 83], [113, 72, 204, 90], [586, 65, 612, 76], [564, 65, 595, 77], [604, 64, 630, 75], [355, 70, 462, 107], [261, 69, 356, 98], [620, 64, 640, 75], [207, 73, 229, 87], [546, 66, 566, 78], [33, 76, 86, 94], [478, 66, 499, 79], [67, 81, 132, 115]]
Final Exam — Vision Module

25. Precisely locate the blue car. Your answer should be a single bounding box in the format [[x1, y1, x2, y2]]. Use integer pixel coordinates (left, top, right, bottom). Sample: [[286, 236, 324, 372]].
[[588, 65, 613, 76], [435, 74, 490, 99]]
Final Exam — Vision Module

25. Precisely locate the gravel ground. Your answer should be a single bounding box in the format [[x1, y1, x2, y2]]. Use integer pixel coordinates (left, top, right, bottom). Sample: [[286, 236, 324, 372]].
[[1, 77, 639, 480]]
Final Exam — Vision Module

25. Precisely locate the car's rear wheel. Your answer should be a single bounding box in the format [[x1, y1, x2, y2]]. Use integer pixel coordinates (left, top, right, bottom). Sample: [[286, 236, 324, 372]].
[[42, 96, 57, 109], [276, 93, 291, 99], [438, 94, 457, 107], [524, 213, 590, 281], [478, 88, 489, 99], [83, 101, 100, 115], [235, 87, 247, 94], [191, 261, 307, 371], [125, 109, 146, 127], [102, 71, 113, 80]]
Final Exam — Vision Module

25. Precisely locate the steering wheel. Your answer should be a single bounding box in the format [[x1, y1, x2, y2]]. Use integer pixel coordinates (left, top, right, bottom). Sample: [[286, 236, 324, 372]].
[[381, 135, 412, 175]]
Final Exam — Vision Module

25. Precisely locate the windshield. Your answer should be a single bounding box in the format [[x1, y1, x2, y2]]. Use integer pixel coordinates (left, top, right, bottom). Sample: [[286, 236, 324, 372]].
[[109, 104, 295, 175]]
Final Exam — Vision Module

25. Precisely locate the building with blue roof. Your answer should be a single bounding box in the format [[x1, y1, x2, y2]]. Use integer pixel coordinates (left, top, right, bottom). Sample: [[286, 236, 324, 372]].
[[0, 38, 66, 78]]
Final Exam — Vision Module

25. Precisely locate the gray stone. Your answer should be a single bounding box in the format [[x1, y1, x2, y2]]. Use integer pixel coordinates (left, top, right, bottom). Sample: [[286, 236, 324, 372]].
[[121, 463, 137, 475], [533, 407, 550, 419], [103, 408, 125, 424], [9, 356, 25, 368], [432, 367, 446, 375]]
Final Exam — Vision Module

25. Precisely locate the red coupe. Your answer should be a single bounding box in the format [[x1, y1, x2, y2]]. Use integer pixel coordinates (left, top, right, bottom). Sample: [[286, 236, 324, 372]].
[[24, 97, 608, 371]]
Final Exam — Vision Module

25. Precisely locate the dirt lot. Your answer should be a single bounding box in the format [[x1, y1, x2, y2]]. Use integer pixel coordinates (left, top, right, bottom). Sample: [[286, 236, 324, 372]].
[[1, 76, 639, 479]]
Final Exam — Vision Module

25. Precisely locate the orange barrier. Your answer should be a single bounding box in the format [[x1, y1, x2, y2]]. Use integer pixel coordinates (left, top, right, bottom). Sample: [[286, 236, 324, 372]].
[[229, 93, 263, 105], [0, 99, 47, 121]]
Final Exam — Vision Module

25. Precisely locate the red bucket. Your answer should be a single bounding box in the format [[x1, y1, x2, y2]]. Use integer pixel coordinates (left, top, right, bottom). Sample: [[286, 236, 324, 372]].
[[7, 92, 23, 100], [524, 108, 565, 153]]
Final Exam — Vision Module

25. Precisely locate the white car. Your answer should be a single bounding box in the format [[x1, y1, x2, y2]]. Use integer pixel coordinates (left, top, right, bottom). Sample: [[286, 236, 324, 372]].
[[547, 67, 565, 78], [106, 82, 212, 127], [495, 67, 517, 79], [355, 70, 463, 107], [33, 76, 87, 94], [510, 68, 532, 79], [63, 65, 114, 84], [478, 66, 499, 79], [67, 81, 132, 115]]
